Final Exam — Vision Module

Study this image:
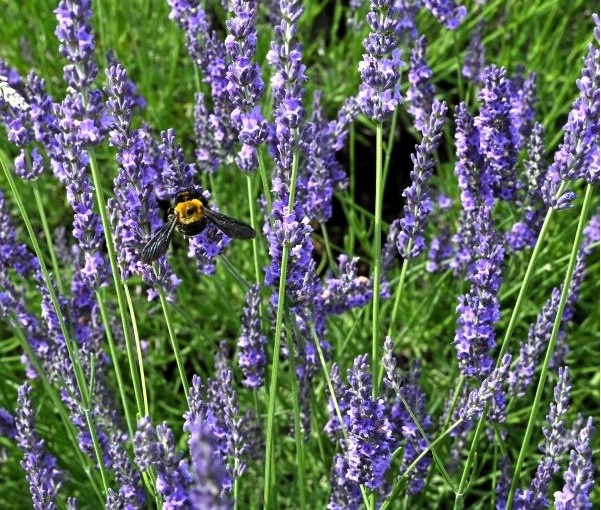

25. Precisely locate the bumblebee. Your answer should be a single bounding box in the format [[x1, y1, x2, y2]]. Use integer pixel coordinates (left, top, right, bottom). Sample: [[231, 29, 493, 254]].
[[141, 188, 256, 263]]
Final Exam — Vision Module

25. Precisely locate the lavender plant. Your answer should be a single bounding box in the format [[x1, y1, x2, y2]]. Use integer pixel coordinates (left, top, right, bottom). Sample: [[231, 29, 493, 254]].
[[0, 1, 598, 509]]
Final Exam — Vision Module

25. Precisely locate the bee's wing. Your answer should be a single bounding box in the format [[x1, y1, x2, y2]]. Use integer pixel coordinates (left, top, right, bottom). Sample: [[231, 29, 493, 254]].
[[203, 207, 256, 240], [141, 215, 178, 263]]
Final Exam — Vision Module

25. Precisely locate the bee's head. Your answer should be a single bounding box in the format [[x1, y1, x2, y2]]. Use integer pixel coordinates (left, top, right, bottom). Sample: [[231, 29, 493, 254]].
[[174, 187, 208, 206]]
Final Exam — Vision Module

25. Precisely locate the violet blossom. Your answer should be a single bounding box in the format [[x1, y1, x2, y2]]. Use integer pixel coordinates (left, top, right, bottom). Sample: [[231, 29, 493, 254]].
[[423, 0, 467, 30], [237, 284, 267, 389], [462, 22, 485, 85], [358, 0, 403, 122], [406, 36, 436, 133]]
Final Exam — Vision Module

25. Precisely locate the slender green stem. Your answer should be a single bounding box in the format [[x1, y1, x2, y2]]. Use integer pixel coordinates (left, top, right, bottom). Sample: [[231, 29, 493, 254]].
[[123, 283, 150, 416], [381, 109, 398, 189], [158, 287, 189, 399], [87, 150, 146, 419], [505, 184, 594, 510], [387, 254, 411, 338], [247, 174, 262, 287], [96, 292, 135, 437], [284, 325, 306, 510], [372, 123, 384, 397], [220, 253, 252, 291], [263, 150, 300, 509], [320, 222, 336, 272], [32, 181, 65, 295], [257, 149, 273, 220], [382, 419, 464, 510]]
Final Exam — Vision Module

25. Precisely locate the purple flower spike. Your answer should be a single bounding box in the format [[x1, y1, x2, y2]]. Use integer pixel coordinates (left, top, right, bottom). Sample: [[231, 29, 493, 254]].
[[515, 367, 572, 509], [475, 65, 520, 201], [327, 454, 362, 510], [554, 416, 595, 509], [543, 21, 600, 207], [463, 22, 485, 85], [345, 355, 393, 490], [188, 414, 233, 510], [15, 383, 63, 510], [237, 284, 267, 389], [423, 0, 467, 30], [459, 354, 511, 421], [54, 0, 98, 90], [407, 36, 436, 133], [395, 100, 448, 259], [358, 0, 404, 122], [322, 255, 372, 316]]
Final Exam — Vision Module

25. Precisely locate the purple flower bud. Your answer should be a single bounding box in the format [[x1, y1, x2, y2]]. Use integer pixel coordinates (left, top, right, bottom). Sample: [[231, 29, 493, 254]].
[[463, 22, 485, 84], [237, 284, 267, 389], [15, 383, 63, 510], [459, 354, 511, 421], [554, 416, 595, 509], [407, 36, 436, 133], [423, 0, 467, 30], [321, 255, 373, 315]]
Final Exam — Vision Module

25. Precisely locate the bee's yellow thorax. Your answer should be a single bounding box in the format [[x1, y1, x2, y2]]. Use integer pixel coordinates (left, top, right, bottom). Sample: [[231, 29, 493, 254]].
[[174, 199, 205, 224]]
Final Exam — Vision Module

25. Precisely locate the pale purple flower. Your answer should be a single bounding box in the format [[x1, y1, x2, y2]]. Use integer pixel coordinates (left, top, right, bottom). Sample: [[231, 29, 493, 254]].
[[107, 434, 146, 509], [423, 0, 467, 30], [463, 22, 485, 85], [345, 355, 393, 490], [509, 67, 537, 148], [358, 0, 404, 122], [15, 382, 63, 510], [554, 416, 595, 509], [407, 36, 436, 133], [495, 455, 513, 510], [188, 414, 233, 510], [237, 284, 267, 389], [54, 0, 98, 91]]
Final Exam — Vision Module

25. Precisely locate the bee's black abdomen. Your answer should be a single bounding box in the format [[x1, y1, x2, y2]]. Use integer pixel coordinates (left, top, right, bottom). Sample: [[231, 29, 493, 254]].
[[176, 217, 207, 236]]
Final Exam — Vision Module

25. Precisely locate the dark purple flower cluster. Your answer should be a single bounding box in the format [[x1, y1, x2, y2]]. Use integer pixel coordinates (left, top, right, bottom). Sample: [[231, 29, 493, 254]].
[[134, 417, 191, 508], [106, 434, 146, 508], [237, 284, 267, 389], [15, 383, 63, 510], [454, 203, 504, 377], [514, 367, 572, 509], [542, 20, 600, 207], [304, 91, 353, 224], [321, 255, 372, 316], [406, 36, 436, 133], [383, 338, 433, 495], [554, 416, 595, 509], [327, 453, 362, 510], [344, 355, 393, 490], [474, 65, 520, 201], [389, 100, 448, 260], [423, 0, 467, 30], [358, 0, 403, 122]]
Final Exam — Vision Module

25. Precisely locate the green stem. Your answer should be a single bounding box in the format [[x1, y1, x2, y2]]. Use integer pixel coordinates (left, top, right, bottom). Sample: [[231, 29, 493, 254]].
[[87, 150, 146, 419], [247, 174, 262, 287], [257, 148, 273, 220], [505, 184, 594, 510], [381, 109, 398, 189], [96, 292, 135, 437], [123, 283, 150, 416], [158, 287, 189, 399], [372, 123, 384, 397], [284, 324, 306, 510], [32, 181, 65, 295], [263, 150, 300, 509]]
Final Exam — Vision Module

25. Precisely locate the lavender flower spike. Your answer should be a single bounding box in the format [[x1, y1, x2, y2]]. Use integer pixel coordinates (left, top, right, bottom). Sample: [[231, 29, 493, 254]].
[[237, 284, 267, 389], [15, 382, 63, 510], [407, 36, 436, 133], [395, 100, 448, 259], [554, 416, 595, 509], [458, 354, 511, 422], [423, 0, 467, 30], [358, 0, 403, 122]]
